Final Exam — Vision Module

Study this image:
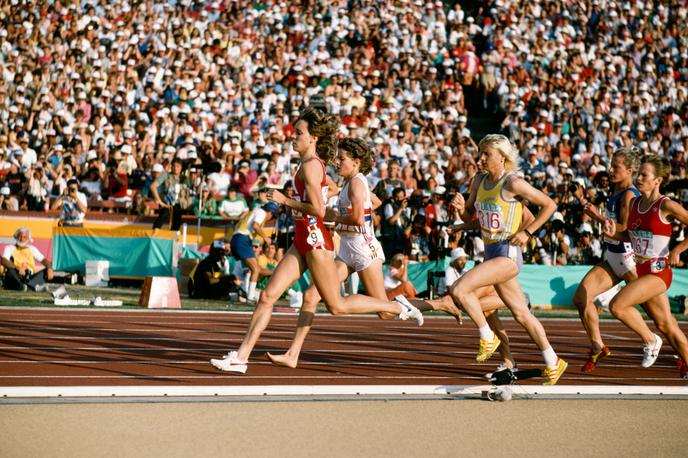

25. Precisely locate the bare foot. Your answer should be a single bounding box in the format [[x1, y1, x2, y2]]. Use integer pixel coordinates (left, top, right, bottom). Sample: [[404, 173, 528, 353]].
[[266, 352, 299, 368], [434, 295, 463, 325]]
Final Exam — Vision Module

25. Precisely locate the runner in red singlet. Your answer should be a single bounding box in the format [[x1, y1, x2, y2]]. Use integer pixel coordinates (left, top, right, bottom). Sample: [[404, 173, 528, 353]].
[[209, 108, 423, 374], [604, 155, 688, 378]]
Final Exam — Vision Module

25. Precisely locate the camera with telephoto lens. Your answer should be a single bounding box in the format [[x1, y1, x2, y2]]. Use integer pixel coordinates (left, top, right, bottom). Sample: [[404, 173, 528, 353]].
[[407, 194, 425, 208]]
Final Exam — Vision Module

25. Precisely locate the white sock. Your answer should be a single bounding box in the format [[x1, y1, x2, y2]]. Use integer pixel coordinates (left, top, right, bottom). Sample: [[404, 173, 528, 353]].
[[542, 347, 558, 367], [478, 325, 493, 340], [349, 272, 359, 295], [248, 281, 257, 301], [243, 272, 250, 293]]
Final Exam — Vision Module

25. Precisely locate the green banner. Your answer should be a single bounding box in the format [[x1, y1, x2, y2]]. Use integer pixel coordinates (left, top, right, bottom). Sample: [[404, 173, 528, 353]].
[[54, 228, 177, 277], [180, 248, 687, 308]]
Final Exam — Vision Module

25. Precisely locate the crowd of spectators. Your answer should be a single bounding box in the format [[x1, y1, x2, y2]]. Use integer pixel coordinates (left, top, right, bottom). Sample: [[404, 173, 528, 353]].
[[0, 0, 686, 267]]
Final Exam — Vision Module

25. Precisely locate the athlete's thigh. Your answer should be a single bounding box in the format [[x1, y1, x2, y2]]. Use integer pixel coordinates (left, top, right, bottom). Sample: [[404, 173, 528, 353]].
[[476, 285, 504, 313], [357, 258, 387, 301], [576, 262, 618, 298], [641, 293, 674, 329], [306, 249, 341, 306], [475, 285, 498, 300], [335, 258, 352, 282], [453, 257, 518, 292], [611, 275, 667, 310], [493, 276, 528, 310], [264, 245, 307, 298]]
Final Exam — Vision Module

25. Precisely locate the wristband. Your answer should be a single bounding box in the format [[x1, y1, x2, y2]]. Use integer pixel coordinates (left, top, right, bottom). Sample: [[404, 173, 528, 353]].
[[524, 228, 533, 238]]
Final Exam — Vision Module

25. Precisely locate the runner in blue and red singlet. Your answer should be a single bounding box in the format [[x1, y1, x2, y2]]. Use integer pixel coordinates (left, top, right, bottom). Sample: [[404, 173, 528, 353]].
[[604, 155, 688, 379]]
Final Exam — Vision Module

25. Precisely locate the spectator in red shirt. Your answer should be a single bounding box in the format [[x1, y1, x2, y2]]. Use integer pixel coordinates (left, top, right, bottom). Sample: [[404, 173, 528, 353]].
[[104, 156, 129, 200], [232, 160, 258, 199]]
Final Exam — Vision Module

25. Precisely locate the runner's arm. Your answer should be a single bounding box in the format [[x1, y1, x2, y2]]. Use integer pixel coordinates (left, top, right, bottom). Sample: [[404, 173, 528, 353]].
[[335, 177, 365, 226], [663, 198, 688, 266]]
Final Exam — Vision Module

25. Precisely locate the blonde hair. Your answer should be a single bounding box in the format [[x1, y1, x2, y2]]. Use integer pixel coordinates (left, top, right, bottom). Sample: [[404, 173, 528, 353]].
[[478, 134, 520, 172], [612, 147, 642, 174]]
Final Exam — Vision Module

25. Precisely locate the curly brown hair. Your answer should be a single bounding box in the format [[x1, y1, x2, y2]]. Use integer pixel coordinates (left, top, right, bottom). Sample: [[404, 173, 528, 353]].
[[297, 106, 340, 165], [339, 137, 375, 175]]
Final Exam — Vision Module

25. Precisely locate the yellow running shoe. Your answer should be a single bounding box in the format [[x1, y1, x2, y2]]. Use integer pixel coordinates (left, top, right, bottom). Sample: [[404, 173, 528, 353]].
[[476, 334, 501, 363], [543, 358, 568, 385]]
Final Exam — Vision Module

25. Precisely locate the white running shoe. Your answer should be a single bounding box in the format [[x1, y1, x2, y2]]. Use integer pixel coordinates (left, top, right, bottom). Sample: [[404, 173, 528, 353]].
[[395, 295, 424, 326], [210, 350, 248, 374], [641, 334, 663, 368]]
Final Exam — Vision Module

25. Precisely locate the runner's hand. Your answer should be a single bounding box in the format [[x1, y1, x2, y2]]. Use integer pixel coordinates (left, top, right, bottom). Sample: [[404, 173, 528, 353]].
[[603, 218, 616, 238], [324, 207, 339, 222], [450, 193, 465, 213], [669, 247, 684, 267], [509, 230, 529, 248], [267, 189, 285, 205]]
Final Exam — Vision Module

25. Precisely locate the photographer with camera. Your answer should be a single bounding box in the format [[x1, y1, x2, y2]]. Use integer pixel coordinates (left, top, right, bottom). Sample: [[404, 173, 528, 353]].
[[188, 240, 236, 300], [151, 158, 191, 231], [425, 187, 452, 261], [380, 187, 411, 260], [51, 178, 87, 227], [405, 213, 432, 262]]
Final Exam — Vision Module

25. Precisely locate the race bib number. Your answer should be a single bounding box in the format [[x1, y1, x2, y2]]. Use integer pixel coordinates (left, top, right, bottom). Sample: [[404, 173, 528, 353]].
[[477, 203, 503, 231], [631, 230, 653, 257], [650, 258, 667, 273], [368, 241, 378, 260], [307, 224, 325, 247]]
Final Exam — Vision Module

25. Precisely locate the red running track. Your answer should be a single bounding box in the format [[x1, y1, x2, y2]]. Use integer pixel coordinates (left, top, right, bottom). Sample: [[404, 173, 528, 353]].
[[0, 307, 686, 387]]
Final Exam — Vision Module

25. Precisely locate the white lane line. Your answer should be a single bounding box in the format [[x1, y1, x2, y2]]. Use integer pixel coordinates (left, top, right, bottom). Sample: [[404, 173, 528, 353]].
[[0, 375, 468, 380], [0, 329, 472, 336], [0, 361, 460, 365], [2, 384, 688, 399], [599, 332, 638, 341]]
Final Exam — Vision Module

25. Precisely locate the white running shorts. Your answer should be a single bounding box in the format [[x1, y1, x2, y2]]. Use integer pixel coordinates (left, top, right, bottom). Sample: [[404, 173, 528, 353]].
[[605, 250, 636, 278], [337, 234, 385, 273]]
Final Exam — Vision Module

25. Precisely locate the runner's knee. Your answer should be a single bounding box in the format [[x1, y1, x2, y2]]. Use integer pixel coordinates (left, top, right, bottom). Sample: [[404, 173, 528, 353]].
[[449, 284, 468, 305], [258, 287, 280, 307], [510, 307, 531, 324], [572, 287, 588, 309], [654, 319, 672, 336], [608, 299, 625, 318], [303, 288, 319, 307], [325, 301, 346, 315]]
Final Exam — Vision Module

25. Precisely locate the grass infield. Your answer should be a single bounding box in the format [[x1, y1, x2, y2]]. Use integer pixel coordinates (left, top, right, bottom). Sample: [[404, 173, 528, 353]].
[[1, 283, 684, 321]]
